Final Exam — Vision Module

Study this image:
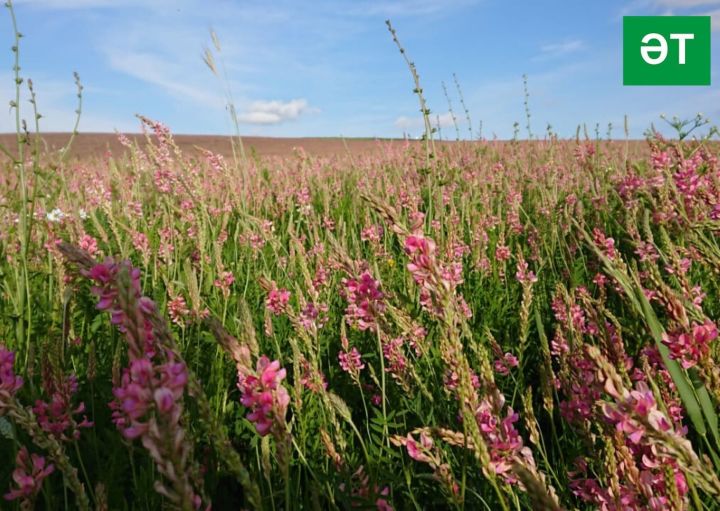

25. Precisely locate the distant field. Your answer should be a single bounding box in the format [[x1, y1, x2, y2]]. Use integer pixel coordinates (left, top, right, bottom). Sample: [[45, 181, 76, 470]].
[[0, 132, 420, 159], [0, 132, 660, 162]]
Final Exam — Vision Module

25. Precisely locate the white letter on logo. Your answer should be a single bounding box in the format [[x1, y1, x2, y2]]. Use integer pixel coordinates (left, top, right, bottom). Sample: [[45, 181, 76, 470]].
[[641, 33, 668, 65], [670, 33, 694, 64]]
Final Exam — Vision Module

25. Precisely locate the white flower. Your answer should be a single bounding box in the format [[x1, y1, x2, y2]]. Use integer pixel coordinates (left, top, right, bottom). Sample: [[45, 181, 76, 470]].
[[79, 209, 88, 220], [46, 208, 65, 223]]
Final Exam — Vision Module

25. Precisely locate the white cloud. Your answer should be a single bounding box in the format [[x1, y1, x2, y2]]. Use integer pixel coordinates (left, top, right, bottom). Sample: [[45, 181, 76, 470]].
[[707, 8, 720, 29], [14, 0, 146, 9], [653, 0, 720, 7], [536, 40, 585, 60], [394, 111, 455, 132], [348, 0, 479, 17], [620, 0, 720, 17], [237, 99, 311, 125], [104, 50, 223, 108]]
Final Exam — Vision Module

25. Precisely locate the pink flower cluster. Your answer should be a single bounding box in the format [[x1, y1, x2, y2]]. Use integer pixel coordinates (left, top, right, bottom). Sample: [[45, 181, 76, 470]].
[[213, 270, 235, 296], [78, 234, 98, 256], [475, 396, 535, 483], [404, 235, 443, 314], [33, 374, 92, 441], [361, 224, 383, 244], [404, 234, 468, 317], [339, 466, 393, 511], [662, 320, 717, 369], [558, 354, 603, 424], [338, 347, 365, 381], [401, 432, 459, 497], [495, 244, 511, 262], [342, 271, 385, 330], [602, 381, 661, 444], [570, 379, 690, 510], [493, 352, 519, 376], [167, 295, 190, 326], [405, 235, 436, 283], [299, 301, 329, 331], [0, 346, 23, 407], [110, 357, 188, 441], [382, 336, 409, 382], [86, 259, 157, 358], [266, 283, 291, 316], [405, 431, 434, 463], [4, 447, 54, 504], [81, 256, 203, 509], [239, 356, 290, 437], [592, 228, 617, 259], [514, 259, 537, 285]]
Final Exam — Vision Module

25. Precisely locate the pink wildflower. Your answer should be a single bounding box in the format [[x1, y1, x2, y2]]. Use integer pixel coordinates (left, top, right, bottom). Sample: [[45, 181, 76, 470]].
[[475, 399, 534, 483], [662, 320, 717, 369], [33, 374, 92, 441], [405, 432, 434, 463], [4, 447, 54, 504], [495, 244, 511, 261], [515, 258, 537, 284], [213, 270, 235, 296], [592, 228, 617, 259], [338, 347, 365, 380], [167, 295, 190, 326], [78, 234, 98, 256], [239, 356, 290, 437], [265, 283, 291, 316], [299, 301, 329, 331], [494, 352, 519, 376], [342, 271, 385, 330], [0, 346, 23, 401]]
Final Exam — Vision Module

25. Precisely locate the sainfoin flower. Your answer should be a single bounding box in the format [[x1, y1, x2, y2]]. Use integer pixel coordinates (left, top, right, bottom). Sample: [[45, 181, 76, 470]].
[[33, 374, 93, 441], [78, 234, 99, 256], [167, 295, 190, 325], [239, 356, 290, 437], [405, 432, 434, 463], [66, 250, 204, 509], [661, 320, 717, 369], [266, 283, 291, 315], [85, 258, 156, 358], [110, 357, 188, 441], [571, 376, 691, 510], [0, 346, 23, 404], [213, 270, 235, 296], [475, 397, 535, 483], [338, 347, 365, 379], [493, 352, 519, 376], [342, 271, 385, 330], [4, 447, 54, 503], [514, 259, 537, 284]]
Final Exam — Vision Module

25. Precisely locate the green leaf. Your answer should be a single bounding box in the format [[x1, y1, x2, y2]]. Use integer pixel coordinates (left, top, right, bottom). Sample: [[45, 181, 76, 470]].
[[0, 416, 14, 440]]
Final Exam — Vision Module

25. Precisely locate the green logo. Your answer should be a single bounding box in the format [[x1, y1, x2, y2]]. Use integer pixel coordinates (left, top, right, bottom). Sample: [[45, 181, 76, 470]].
[[623, 16, 710, 85]]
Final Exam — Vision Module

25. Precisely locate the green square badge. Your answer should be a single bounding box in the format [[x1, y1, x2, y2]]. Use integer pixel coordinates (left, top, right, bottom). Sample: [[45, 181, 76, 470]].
[[623, 16, 710, 85]]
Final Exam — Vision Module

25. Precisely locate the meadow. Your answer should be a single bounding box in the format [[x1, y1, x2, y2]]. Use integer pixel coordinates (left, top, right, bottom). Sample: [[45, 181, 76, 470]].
[[4, 6, 720, 511]]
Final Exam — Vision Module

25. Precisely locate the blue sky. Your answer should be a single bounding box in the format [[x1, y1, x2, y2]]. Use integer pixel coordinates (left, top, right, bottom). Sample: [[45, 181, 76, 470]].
[[1, 0, 719, 138]]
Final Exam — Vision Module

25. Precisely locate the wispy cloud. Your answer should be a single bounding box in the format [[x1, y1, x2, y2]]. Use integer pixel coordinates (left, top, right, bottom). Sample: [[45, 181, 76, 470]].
[[621, 0, 720, 16], [652, 0, 720, 8], [347, 0, 479, 17], [394, 111, 457, 134], [534, 39, 585, 61], [237, 99, 312, 125], [0, 72, 136, 132], [14, 0, 148, 10], [104, 49, 223, 108]]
